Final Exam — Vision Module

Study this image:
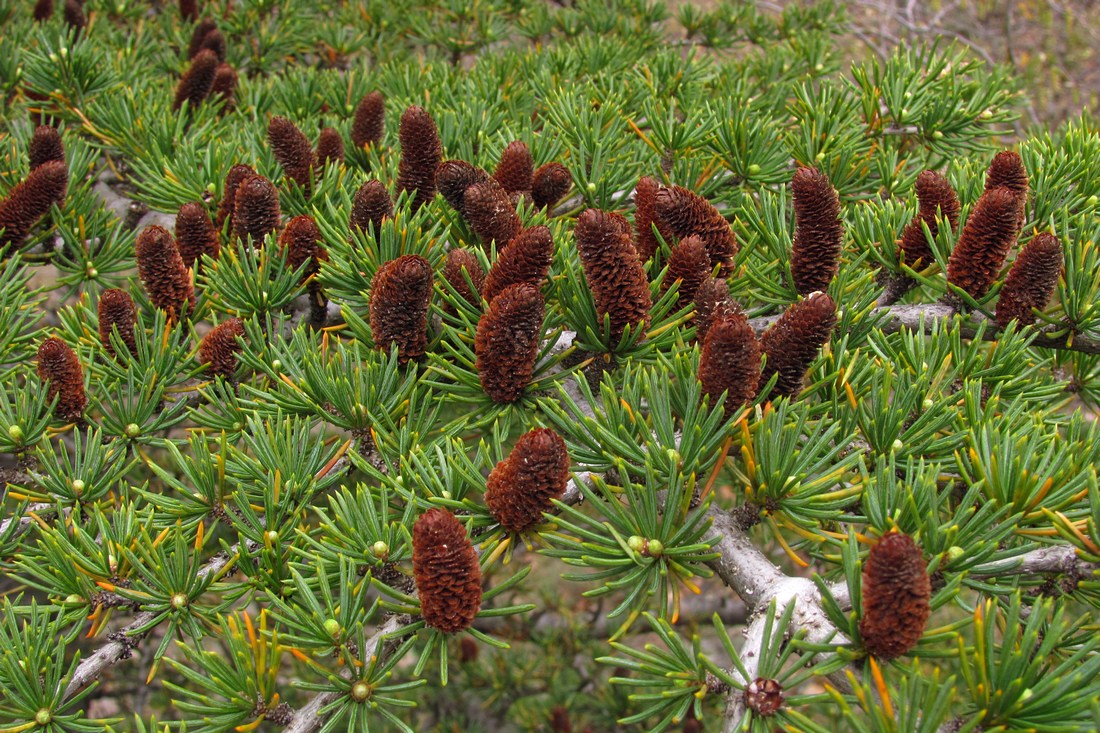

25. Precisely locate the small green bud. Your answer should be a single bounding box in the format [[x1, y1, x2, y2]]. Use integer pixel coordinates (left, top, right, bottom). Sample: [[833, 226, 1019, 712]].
[[747, 164, 761, 176], [351, 681, 371, 702], [980, 109, 993, 120], [7, 424, 24, 443], [64, 594, 83, 604], [646, 539, 664, 557], [124, 423, 141, 438], [271, 359, 282, 372], [170, 593, 188, 610], [627, 535, 646, 554], [891, 439, 904, 453], [946, 546, 965, 563], [922, 398, 934, 411], [48, 53, 59, 63], [586, 182, 596, 193], [931, 130, 944, 139], [345, 104, 354, 114], [205, 182, 216, 195], [35, 708, 52, 725], [264, 530, 279, 545], [371, 541, 389, 559], [1019, 688, 1033, 702], [815, 151, 826, 162], [813, 63, 824, 73], [323, 618, 341, 637], [71, 479, 85, 495], [1086, 195, 1099, 207], [85, 264, 98, 279]]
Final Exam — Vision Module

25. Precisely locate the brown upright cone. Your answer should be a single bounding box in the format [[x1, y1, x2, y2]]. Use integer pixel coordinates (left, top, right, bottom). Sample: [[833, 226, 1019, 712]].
[[351, 91, 385, 149], [698, 312, 760, 414], [187, 18, 217, 58], [946, 187, 1019, 300], [899, 170, 960, 270], [210, 63, 238, 110], [464, 179, 521, 249], [653, 185, 737, 276], [316, 127, 345, 167], [985, 150, 1029, 233], [136, 225, 195, 321], [475, 283, 544, 403], [995, 232, 1063, 327], [575, 208, 652, 343], [280, 215, 327, 282], [493, 141, 534, 197], [199, 318, 245, 378], [28, 126, 65, 171], [232, 175, 281, 247], [179, 0, 198, 21], [267, 116, 315, 191], [412, 508, 482, 634], [693, 277, 738, 345], [395, 105, 441, 210], [349, 180, 393, 236], [859, 532, 931, 660], [484, 428, 570, 533], [62, 0, 85, 33], [759, 292, 836, 399], [196, 29, 226, 62], [662, 235, 711, 309], [632, 176, 672, 263], [436, 160, 489, 219], [175, 202, 220, 269], [34, 0, 53, 21], [215, 164, 254, 233], [173, 49, 218, 111], [532, 162, 571, 211], [442, 249, 485, 308], [369, 254, 432, 363], [36, 337, 86, 422], [789, 167, 843, 295], [0, 160, 68, 255], [97, 289, 138, 359], [480, 226, 553, 303]]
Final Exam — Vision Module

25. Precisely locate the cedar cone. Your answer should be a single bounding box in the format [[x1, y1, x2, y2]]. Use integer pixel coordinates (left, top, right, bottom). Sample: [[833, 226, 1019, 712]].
[[280, 215, 327, 282], [442, 249, 485, 308], [0, 160, 68, 255], [484, 428, 570, 533], [493, 141, 534, 196], [693, 276, 738, 344], [369, 254, 432, 363], [412, 508, 482, 634], [532, 162, 571, 211], [662, 235, 711, 309], [985, 150, 1029, 232], [349, 179, 393, 236], [215, 164, 253, 233], [859, 531, 931, 660], [899, 170, 960, 270], [199, 317, 245, 378], [179, 0, 198, 21], [211, 63, 238, 110], [946, 187, 1019, 300], [28, 126, 65, 171], [574, 208, 652, 344], [232, 174, 281, 247], [632, 176, 672, 262], [653, 184, 737, 276], [351, 91, 385, 149], [175, 202, 220, 269], [34, 0, 53, 21], [196, 29, 226, 61], [436, 160, 489, 219], [316, 127, 345, 167], [475, 283, 544, 403], [268, 116, 315, 192], [759, 292, 836, 399], [97, 289, 138, 359], [698, 312, 760, 414], [187, 18, 217, 59], [37, 337, 86, 422], [136, 225, 195, 321], [481, 225, 553, 303], [62, 0, 85, 33], [790, 167, 843, 295], [173, 49, 218, 111], [395, 105, 441, 210], [995, 232, 1063, 327], [463, 179, 521, 249]]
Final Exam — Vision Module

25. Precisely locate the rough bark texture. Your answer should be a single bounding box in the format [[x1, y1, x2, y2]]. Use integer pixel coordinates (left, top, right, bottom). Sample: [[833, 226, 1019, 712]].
[[484, 428, 570, 533], [575, 208, 652, 344], [475, 283, 544, 403], [369, 254, 433, 363], [789, 167, 843, 295], [995, 231, 1063, 327], [758, 292, 836, 399], [859, 532, 931, 661], [412, 508, 482, 634]]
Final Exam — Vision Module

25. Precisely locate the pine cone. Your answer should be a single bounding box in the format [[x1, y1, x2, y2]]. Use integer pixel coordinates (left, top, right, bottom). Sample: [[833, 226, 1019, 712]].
[[759, 292, 836, 399], [575, 208, 652, 344], [698, 312, 760, 414], [33, 0, 53, 21], [532, 162, 571, 211], [316, 127, 345, 167], [653, 185, 737, 276], [395, 105, 441, 210], [179, 0, 198, 21], [632, 176, 672, 263], [187, 18, 217, 58], [136, 225, 195, 321], [481, 226, 553, 303], [351, 91, 385, 149], [899, 170, 959, 270], [412, 508, 482, 634], [0, 160, 68, 255], [175, 202, 220, 269], [196, 29, 226, 61], [662, 235, 711, 309], [946, 187, 1019, 300], [279, 215, 327, 282], [485, 428, 570, 533], [859, 532, 931, 660], [984, 150, 1028, 232], [199, 318, 245, 378], [173, 49, 218, 111], [268, 116, 315, 192], [442, 249, 485, 308], [210, 63, 238, 110], [97, 289, 138, 359], [232, 174, 281, 247], [693, 277, 738, 344], [493, 141, 534, 197], [28, 126, 64, 171], [436, 160, 489, 219], [995, 232, 1062, 328], [464, 179, 521, 249], [62, 0, 85, 33], [349, 179, 393, 236], [789, 167, 843, 295], [369, 254, 432, 363], [215, 164, 254, 233], [475, 283, 544, 403], [36, 337, 86, 422]]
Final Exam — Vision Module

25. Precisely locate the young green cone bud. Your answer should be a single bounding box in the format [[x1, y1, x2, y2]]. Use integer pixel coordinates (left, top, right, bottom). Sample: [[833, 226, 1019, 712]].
[[531, 162, 571, 211], [349, 179, 393, 236], [464, 179, 521, 249], [97, 288, 138, 359], [315, 127, 345, 167], [575, 208, 651, 344], [436, 160, 489, 219], [173, 49, 218, 111], [632, 176, 672, 263], [395, 105, 441, 210], [232, 174, 281, 247], [485, 428, 570, 533], [789, 167, 843, 295], [653, 184, 737, 277], [175, 202, 220, 269], [698, 312, 760, 414], [662, 234, 711, 309], [267, 116, 315, 192], [0, 160, 68, 255], [369, 254, 432, 363], [28, 126, 65, 171], [475, 283, 544, 403], [136, 225, 195, 321], [36, 337, 86, 422], [899, 170, 960, 269], [759, 292, 836, 399], [859, 531, 931, 660], [493, 141, 534, 197], [995, 232, 1063, 327], [199, 317, 245, 378], [412, 508, 482, 634], [442, 249, 485, 308], [351, 91, 385, 149], [946, 187, 1019, 300], [480, 225, 553, 303]]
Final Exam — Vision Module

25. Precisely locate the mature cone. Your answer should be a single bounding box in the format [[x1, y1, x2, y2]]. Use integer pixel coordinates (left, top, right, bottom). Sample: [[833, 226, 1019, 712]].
[[442, 249, 485, 308], [859, 531, 931, 660], [187, 18, 217, 58], [493, 141, 534, 196], [693, 276, 738, 344], [575, 208, 652, 343], [195, 29, 226, 61], [351, 91, 385, 149], [172, 49, 218, 111], [395, 105, 441, 210], [663, 235, 711, 309], [653, 185, 737, 276], [62, 0, 85, 33], [484, 428, 570, 533], [210, 63, 238, 110], [316, 127, 345, 167], [33, 0, 53, 21], [475, 283, 544, 403], [481, 226, 553, 303], [946, 187, 1019, 300], [995, 232, 1063, 328], [984, 150, 1029, 199], [136, 225, 195, 320], [758, 292, 836, 399], [37, 337, 86, 422], [532, 162, 571, 211], [199, 318, 245, 378], [369, 254, 432, 363], [349, 179, 393, 235], [699, 312, 760, 413], [632, 176, 672, 262], [175, 202, 220, 269], [97, 289, 138, 359], [0, 160, 68, 255], [899, 170, 960, 270], [464, 179, 521, 249], [28, 126, 64, 171], [436, 160, 489, 219], [789, 167, 843, 295], [268, 116, 314, 191], [179, 0, 198, 21], [412, 508, 482, 634], [233, 174, 280, 246], [215, 164, 253, 233], [280, 215, 327, 281]]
